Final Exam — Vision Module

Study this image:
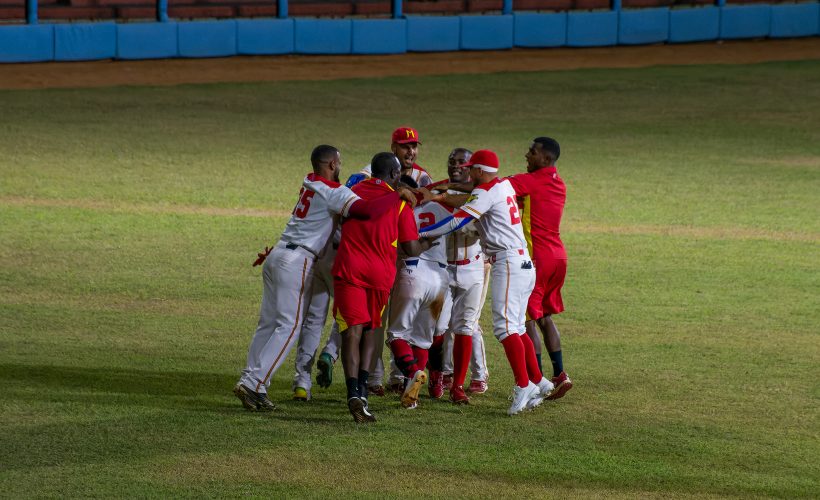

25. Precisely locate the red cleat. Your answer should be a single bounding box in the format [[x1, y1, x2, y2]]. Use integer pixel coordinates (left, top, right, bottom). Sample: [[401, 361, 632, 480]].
[[442, 373, 454, 391], [428, 370, 444, 399], [368, 385, 385, 397], [450, 385, 470, 405], [467, 379, 488, 394], [546, 371, 573, 400]]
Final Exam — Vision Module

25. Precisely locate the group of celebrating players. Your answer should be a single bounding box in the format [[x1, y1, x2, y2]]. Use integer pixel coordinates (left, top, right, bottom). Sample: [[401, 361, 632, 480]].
[[233, 127, 572, 422]]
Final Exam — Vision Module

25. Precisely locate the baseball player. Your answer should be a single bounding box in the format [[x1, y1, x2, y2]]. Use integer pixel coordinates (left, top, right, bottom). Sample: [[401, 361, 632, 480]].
[[418, 149, 554, 415], [233, 145, 412, 412], [386, 196, 452, 409], [349, 126, 434, 189], [332, 152, 430, 423], [425, 148, 490, 404], [508, 137, 572, 401]]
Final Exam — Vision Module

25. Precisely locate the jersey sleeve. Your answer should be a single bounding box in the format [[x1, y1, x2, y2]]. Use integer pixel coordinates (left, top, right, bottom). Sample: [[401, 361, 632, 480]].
[[397, 202, 420, 243], [326, 184, 361, 217], [507, 173, 533, 196], [459, 188, 493, 220]]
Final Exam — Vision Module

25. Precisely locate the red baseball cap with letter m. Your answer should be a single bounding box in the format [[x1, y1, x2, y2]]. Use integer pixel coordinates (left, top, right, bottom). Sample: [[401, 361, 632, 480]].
[[392, 127, 421, 145]]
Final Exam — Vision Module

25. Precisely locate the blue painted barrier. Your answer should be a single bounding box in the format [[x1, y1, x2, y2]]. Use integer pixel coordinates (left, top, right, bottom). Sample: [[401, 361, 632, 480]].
[[566, 11, 618, 47], [0, 24, 53, 63], [513, 12, 567, 48], [460, 15, 514, 50], [720, 4, 772, 39], [352, 19, 407, 54], [54, 23, 117, 61], [178, 20, 238, 58], [117, 22, 178, 60], [669, 6, 720, 43], [294, 19, 352, 54], [618, 7, 669, 45], [406, 16, 461, 52], [237, 19, 294, 55], [769, 2, 819, 38]]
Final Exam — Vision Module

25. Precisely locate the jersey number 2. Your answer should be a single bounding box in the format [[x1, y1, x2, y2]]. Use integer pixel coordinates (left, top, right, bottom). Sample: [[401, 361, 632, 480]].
[[507, 196, 521, 225], [418, 212, 436, 229], [293, 189, 315, 218]]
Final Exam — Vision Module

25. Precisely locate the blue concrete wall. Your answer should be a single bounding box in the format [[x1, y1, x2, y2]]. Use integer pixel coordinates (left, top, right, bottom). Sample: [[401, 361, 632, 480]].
[[1, 2, 818, 63]]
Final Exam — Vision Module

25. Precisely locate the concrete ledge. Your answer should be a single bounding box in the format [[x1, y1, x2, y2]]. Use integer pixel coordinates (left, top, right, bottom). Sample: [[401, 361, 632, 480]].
[[669, 6, 720, 43], [460, 14, 514, 50], [236, 19, 294, 55], [769, 2, 819, 38], [294, 18, 352, 54], [178, 20, 238, 58], [352, 19, 407, 54], [117, 22, 178, 60], [513, 12, 567, 47], [0, 24, 54, 63], [54, 22, 117, 61], [567, 10, 618, 46], [406, 15, 461, 52], [720, 4, 772, 39], [618, 7, 669, 45]]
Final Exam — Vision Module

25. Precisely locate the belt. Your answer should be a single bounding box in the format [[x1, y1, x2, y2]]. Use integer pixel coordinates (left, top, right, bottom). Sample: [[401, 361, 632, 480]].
[[284, 242, 317, 257], [405, 259, 446, 269], [488, 248, 525, 264], [448, 254, 481, 266]]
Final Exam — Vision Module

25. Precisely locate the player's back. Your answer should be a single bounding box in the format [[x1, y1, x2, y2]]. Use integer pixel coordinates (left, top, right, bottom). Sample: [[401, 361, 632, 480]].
[[281, 173, 359, 256], [464, 178, 528, 256]]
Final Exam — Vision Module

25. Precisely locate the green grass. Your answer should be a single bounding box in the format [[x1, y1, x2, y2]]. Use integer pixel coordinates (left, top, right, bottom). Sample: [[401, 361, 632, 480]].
[[1, 60, 819, 498]]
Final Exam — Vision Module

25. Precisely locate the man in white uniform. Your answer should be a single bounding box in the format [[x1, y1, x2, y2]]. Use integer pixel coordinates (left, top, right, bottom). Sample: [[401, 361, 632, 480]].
[[233, 145, 412, 411], [419, 149, 553, 415]]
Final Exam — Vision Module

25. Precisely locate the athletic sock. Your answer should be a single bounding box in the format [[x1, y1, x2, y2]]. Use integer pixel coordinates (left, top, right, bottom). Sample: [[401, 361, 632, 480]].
[[428, 335, 444, 371], [345, 377, 360, 400], [520, 333, 544, 382], [500, 335, 529, 388], [536, 353, 543, 373], [411, 346, 429, 374], [452, 334, 472, 388], [548, 350, 564, 378], [357, 369, 370, 400], [389, 339, 417, 378]]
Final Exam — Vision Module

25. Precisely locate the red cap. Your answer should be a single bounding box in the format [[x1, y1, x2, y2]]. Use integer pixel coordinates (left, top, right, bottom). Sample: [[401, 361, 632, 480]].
[[392, 127, 421, 145], [462, 149, 499, 172]]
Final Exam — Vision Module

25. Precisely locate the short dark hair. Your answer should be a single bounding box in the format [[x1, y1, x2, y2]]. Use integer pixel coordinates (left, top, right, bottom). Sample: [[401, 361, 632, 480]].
[[399, 174, 419, 189], [310, 145, 339, 169], [533, 137, 560, 161], [370, 152, 400, 180], [450, 147, 473, 157]]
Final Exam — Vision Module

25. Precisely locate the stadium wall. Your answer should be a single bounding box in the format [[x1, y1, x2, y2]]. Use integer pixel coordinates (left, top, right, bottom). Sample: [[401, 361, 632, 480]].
[[0, 2, 818, 63]]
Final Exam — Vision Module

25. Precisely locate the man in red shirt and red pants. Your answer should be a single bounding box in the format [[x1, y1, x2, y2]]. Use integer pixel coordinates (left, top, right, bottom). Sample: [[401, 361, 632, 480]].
[[332, 152, 429, 423], [508, 137, 573, 401]]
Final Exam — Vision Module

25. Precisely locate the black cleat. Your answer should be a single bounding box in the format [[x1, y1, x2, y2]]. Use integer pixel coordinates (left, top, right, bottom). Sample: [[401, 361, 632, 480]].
[[233, 383, 276, 412], [347, 397, 376, 423]]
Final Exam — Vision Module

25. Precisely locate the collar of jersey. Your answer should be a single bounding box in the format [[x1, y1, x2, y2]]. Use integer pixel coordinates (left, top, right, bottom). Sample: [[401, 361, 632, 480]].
[[366, 177, 395, 192], [473, 176, 502, 191], [306, 172, 341, 188]]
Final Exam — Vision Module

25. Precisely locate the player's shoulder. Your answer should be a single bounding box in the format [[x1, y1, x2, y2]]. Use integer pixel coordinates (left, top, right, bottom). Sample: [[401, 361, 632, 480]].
[[305, 172, 342, 189], [472, 177, 503, 193]]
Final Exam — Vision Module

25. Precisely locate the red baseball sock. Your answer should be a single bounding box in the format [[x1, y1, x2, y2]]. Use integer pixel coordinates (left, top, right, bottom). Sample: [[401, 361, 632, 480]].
[[389, 339, 416, 378], [453, 334, 472, 388], [411, 346, 429, 374], [520, 333, 544, 383], [500, 335, 530, 388]]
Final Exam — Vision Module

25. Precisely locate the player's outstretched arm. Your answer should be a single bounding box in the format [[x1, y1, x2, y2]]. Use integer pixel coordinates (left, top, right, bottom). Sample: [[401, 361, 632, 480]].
[[399, 237, 437, 257], [418, 212, 474, 239]]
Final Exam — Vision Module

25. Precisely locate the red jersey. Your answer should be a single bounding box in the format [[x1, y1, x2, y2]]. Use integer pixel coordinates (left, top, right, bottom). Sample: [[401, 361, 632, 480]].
[[332, 178, 419, 291], [507, 166, 567, 260]]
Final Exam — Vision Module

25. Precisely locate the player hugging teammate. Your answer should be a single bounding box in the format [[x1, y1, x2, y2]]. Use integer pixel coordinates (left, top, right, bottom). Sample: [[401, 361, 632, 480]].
[[234, 128, 572, 422]]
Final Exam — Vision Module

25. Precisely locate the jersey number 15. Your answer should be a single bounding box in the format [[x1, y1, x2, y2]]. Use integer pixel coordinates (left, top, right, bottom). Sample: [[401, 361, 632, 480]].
[[293, 188, 315, 218]]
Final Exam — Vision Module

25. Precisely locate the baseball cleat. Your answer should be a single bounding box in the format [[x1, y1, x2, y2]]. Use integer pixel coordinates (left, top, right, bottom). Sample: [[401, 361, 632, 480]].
[[348, 397, 376, 423], [233, 383, 276, 412], [316, 353, 334, 388], [293, 387, 310, 401], [442, 373, 454, 391], [546, 371, 573, 400], [428, 370, 444, 399], [526, 377, 554, 410], [467, 379, 488, 394], [388, 380, 405, 395], [508, 382, 539, 416], [401, 370, 427, 409], [450, 385, 470, 405], [368, 385, 386, 397]]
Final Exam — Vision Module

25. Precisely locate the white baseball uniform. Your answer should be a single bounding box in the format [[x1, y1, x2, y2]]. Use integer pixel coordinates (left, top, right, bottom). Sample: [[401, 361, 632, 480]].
[[420, 177, 535, 341], [387, 201, 450, 349], [239, 173, 360, 394]]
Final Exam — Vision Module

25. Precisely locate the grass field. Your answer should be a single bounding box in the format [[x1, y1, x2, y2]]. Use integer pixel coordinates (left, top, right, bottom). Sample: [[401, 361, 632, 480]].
[[1, 59, 819, 498]]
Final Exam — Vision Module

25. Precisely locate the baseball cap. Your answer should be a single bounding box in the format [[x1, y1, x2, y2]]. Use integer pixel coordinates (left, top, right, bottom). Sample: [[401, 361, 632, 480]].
[[392, 127, 421, 145], [462, 149, 499, 173]]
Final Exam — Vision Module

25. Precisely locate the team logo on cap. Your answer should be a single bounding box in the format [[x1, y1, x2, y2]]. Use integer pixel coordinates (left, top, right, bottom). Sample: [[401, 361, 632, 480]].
[[406, 129, 415, 139]]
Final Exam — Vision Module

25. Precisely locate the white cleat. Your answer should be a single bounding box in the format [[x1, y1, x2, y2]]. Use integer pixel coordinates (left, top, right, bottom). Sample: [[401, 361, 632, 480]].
[[526, 377, 555, 410], [508, 381, 539, 415]]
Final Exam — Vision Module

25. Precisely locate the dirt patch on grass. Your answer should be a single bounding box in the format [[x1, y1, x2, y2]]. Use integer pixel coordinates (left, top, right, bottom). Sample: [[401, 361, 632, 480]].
[[1, 38, 818, 90]]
